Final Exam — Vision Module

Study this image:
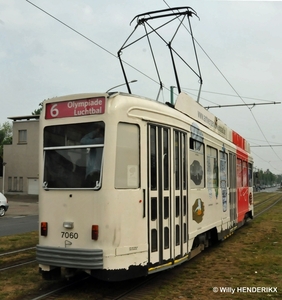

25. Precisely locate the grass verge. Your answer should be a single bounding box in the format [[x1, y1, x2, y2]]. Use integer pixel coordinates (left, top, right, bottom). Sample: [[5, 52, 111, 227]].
[[0, 193, 281, 299]]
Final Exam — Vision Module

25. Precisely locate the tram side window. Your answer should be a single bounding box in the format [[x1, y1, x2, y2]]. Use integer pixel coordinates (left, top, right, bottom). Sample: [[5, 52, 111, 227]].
[[219, 151, 228, 188], [220, 151, 228, 211], [163, 128, 169, 190], [242, 161, 248, 187], [207, 146, 218, 191], [175, 131, 187, 190], [236, 158, 242, 188], [248, 163, 253, 187], [150, 126, 157, 190], [115, 123, 140, 189], [175, 131, 180, 190], [189, 138, 204, 188]]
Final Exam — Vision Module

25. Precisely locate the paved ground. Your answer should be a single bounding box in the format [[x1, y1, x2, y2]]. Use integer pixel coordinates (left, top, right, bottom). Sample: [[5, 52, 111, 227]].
[[5, 194, 38, 216], [4, 188, 280, 217]]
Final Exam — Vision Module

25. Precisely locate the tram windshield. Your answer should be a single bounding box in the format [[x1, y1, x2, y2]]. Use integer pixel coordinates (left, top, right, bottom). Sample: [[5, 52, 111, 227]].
[[43, 121, 104, 189]]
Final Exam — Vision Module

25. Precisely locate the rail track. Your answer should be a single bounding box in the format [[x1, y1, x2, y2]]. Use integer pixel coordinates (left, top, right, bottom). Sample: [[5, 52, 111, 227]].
[[253, 193, 282, 217], [0, 246, 36, 272], [0, 246, 36, 257], [1, 192, 281, 300], [0, 259, 36, 272], [23, 272, 162, 300]]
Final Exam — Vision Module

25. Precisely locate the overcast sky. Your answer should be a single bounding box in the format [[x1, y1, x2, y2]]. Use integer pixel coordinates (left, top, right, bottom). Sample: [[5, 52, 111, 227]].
[[1, 0, 281, 175]]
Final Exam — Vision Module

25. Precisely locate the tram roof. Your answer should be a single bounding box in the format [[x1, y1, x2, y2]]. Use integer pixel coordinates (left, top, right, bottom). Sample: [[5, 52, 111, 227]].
[[174, 93, 250, 153]]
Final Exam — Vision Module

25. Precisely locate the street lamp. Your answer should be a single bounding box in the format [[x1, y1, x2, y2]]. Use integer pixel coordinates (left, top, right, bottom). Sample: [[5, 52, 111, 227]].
[[106, 80, 137, 93], [2, 162, 6, 194]]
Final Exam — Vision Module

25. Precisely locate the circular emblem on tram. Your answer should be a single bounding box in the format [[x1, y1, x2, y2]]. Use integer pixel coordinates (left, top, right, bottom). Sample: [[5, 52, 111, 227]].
[[192, 198, 205, 223]]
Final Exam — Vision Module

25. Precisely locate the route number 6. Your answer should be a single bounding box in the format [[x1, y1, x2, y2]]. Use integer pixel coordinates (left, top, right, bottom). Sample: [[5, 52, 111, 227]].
[[50, 104, 59, 118]]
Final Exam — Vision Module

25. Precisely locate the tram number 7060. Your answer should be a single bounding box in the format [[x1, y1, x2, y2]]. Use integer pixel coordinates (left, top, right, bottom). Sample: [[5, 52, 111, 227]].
[[61, 232, 79, 239]]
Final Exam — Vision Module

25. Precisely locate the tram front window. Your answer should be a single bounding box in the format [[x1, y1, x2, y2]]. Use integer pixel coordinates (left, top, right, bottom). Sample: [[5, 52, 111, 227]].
[[43, 122, 104, 189]]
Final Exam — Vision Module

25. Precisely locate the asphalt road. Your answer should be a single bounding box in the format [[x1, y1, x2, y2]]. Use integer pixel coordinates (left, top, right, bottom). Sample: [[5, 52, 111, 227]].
[[0, 194, 38, 237], [0, 187, 279, 237]]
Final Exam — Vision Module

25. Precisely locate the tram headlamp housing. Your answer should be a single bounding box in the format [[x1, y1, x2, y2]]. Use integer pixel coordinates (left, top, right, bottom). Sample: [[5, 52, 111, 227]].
[[63, 221, 74, 229]]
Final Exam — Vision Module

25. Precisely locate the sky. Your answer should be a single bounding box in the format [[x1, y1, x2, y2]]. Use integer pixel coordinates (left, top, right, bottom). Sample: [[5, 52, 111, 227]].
[[1, 0, 282, 175]]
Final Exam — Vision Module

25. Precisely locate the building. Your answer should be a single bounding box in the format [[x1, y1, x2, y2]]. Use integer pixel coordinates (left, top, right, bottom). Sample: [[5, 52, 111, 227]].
[[3, 115, 40, 194]]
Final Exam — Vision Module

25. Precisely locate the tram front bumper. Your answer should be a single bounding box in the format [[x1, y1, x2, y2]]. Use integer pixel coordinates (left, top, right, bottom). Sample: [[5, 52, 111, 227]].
[[36, 245, 103, 269]]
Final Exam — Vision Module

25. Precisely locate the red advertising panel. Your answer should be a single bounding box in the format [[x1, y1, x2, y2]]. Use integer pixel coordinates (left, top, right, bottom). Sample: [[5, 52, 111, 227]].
[[45, 97, 105, 119], [232, 131, 245, 150]]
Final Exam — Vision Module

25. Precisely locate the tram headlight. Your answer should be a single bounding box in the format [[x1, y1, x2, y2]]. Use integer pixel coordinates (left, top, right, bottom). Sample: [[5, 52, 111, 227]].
[[41, 222, 48, 237], [91, 225, 99, 240]]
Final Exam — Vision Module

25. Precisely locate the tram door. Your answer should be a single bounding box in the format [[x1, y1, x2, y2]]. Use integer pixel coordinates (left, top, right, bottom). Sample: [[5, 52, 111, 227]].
[[148, 125, 187, 267], [229, 152, 237, 226]]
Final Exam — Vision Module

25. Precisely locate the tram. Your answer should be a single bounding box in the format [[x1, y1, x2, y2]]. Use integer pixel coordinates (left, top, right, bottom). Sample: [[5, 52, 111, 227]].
[[36, 6, 253, 281], [36, 91, 253, 281]]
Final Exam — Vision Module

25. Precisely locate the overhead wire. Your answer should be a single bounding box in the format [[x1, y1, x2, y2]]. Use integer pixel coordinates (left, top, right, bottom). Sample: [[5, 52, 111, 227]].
[[26, 0, 281, 172], [26, 1, 114, 58], [25, 0, 161, 92], [181, 87, 277, 103], [162, 0, 282, 172]]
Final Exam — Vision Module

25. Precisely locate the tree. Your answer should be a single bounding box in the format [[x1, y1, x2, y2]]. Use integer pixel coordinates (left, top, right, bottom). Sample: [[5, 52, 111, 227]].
[[0, 122, 12, 176], [31, 102, 43, 115]]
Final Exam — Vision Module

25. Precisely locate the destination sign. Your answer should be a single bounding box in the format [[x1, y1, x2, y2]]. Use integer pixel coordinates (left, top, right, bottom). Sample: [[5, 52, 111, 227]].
[[45, 97, 105, 119]]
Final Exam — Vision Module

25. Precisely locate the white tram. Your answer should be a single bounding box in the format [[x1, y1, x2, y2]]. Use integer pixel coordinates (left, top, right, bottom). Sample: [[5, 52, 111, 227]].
[[37, 91, 253, 281]]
